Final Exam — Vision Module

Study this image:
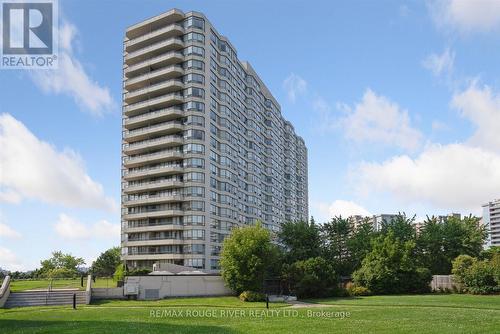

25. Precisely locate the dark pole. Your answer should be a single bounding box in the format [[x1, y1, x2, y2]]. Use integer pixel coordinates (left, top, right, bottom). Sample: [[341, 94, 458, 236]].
[[81, 275, 84, 287], [73, 293, 76, 309], [266, 294, 269, 309]]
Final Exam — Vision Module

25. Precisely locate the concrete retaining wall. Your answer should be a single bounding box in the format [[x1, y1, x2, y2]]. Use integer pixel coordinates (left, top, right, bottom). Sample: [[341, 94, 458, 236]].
[[0, 276, 11, 308], [91, 287, 125, 299], [124, 275, 233, 300]]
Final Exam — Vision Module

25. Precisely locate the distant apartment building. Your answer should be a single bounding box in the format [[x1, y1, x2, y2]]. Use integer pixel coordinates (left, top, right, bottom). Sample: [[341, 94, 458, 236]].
[[348, 214, 398, 231], [121, 9, 308, 271], [482, 199, 500, 247]]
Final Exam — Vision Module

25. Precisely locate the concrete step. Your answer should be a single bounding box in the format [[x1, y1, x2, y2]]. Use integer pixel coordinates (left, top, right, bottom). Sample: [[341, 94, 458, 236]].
[[5, 291, 88, 308]]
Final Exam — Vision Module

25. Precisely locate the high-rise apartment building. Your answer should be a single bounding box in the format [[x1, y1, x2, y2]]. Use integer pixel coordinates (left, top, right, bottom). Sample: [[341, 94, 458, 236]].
[[121, 9, 308, 271], [482, 199, 500, 247]]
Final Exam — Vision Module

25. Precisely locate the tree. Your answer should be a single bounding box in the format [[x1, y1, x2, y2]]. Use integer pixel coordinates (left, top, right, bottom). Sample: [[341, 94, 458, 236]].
[[380, 213, 416, 243], [39, 251, 85, 278], [353, 232, 431, 294], [220, 223, 279, 294], [321, 216, 353, 276], [278, 218, 321, 264], [348, 217, 378, 272], [417, 215, 487, 274], [285, 257, 337, 298], [91, 247, 121, 277]]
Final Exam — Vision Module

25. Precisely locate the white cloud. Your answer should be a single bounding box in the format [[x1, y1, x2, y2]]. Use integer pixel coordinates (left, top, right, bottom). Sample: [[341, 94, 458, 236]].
[[422, 48, 455, 77], [451, 82, 500, 152], [54, 213, 120, 240], [314, 200, 371, 222], [0, 223, 21, 239], [429, 0, 500, 33], [357, 143, 500, 210], [0, 113, 116, 211], [30, 21, 115, 116], [0, 247, 23, 271], [283, 73, 307, 103], [338, 89, 423, 151]]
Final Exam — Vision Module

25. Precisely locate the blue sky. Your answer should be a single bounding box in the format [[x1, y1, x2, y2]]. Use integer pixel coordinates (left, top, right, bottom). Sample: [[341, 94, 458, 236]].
[[1, 0, 500, 271]]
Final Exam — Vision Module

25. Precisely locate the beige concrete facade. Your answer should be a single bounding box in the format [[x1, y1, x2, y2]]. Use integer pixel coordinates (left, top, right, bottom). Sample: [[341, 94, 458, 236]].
[[122, 9, 308, 271]]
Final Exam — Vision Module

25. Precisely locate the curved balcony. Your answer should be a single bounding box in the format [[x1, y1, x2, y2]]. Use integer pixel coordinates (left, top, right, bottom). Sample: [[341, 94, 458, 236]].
[[125, 38, 184, 65], [123, 209, 184, 220], [124, 93, 184, 116], [123, 150, 184, 168], [123, 135, 184, 155], [125, 9, 184, 39], [123, 179, 184, 193], [124, 79, 184, 105], [124, 107, 184, 129], [125, 51, 184, 78], [123, 165, 184, 181], [125, 24, 185, 53], [125, 65, 184, 91], [123, 194, 185, 207], [123, 120, 184, 142]]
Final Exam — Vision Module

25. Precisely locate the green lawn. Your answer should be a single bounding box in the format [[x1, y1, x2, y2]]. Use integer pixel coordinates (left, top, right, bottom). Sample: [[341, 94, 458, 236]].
[[8, 278, 116, 292], [0, 295, 499, 333]]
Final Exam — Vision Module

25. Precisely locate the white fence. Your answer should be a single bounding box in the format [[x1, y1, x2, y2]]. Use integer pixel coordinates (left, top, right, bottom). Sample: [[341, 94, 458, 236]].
[[430, 275, 459, 291]]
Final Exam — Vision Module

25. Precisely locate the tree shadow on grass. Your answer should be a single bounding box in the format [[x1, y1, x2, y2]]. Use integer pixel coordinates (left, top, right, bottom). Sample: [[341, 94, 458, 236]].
[[0, 320, 241, 334]]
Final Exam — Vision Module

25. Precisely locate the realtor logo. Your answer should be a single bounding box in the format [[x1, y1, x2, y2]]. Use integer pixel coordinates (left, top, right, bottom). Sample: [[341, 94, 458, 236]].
[[1, 0, 58, 69]]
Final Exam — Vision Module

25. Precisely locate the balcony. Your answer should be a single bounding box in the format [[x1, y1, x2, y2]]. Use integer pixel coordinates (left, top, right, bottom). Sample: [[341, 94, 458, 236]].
[[125, 65, 184, 91], [123, 150, 184, 168], [124, 107, 184, 129], [124, 79, 184, 105], [123, 93, 184, 116], [123, 120, 184, 142], [125, 24, 184, 53], [125, 38, 184, 65], [123, 165, 184, 181], [125, 51, 184, 78], [123, 179, 184, 193], [122, 209, 185, 220], [125, 9, 184, 40], [123, 194, 184, 207], [123, 135, 184, 155]]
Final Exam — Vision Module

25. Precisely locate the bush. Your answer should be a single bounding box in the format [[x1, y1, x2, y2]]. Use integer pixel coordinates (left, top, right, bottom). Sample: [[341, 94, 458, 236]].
[[286, 257, 337, 298], [452, 253, 500, 295], [346, 283, 371, 296], [239, 291, 266, 302], [127, 268, 151, 276]]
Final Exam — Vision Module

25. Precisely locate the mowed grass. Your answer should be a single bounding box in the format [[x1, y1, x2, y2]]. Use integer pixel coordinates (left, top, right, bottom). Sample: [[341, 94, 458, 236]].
[[1, 295, 499, 333], [9, 278, 116, 292], [308, 293, 500, 310]]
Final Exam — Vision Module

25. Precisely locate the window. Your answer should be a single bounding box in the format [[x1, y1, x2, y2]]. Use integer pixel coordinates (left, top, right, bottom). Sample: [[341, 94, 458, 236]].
[[184, 143, 204, 154], [183, 45, 204, 57], [184, 129, 204, 140], [184, 172, 205, 183], [184, 200, 205, 211], [184, 115, 205, 126], [184, 87, 205, 98], [184, 32, 205, 44], [184, 258, 204, 268], [183, 157, 204, 168], [184, 73, 205, 84], [184, 186, 204, 197], [183, 59, 204, 71], [184, 229, 205, 240], [183, 101, 204, 112], [184, 215, 205, 226], [184, 17, 204, 30]]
